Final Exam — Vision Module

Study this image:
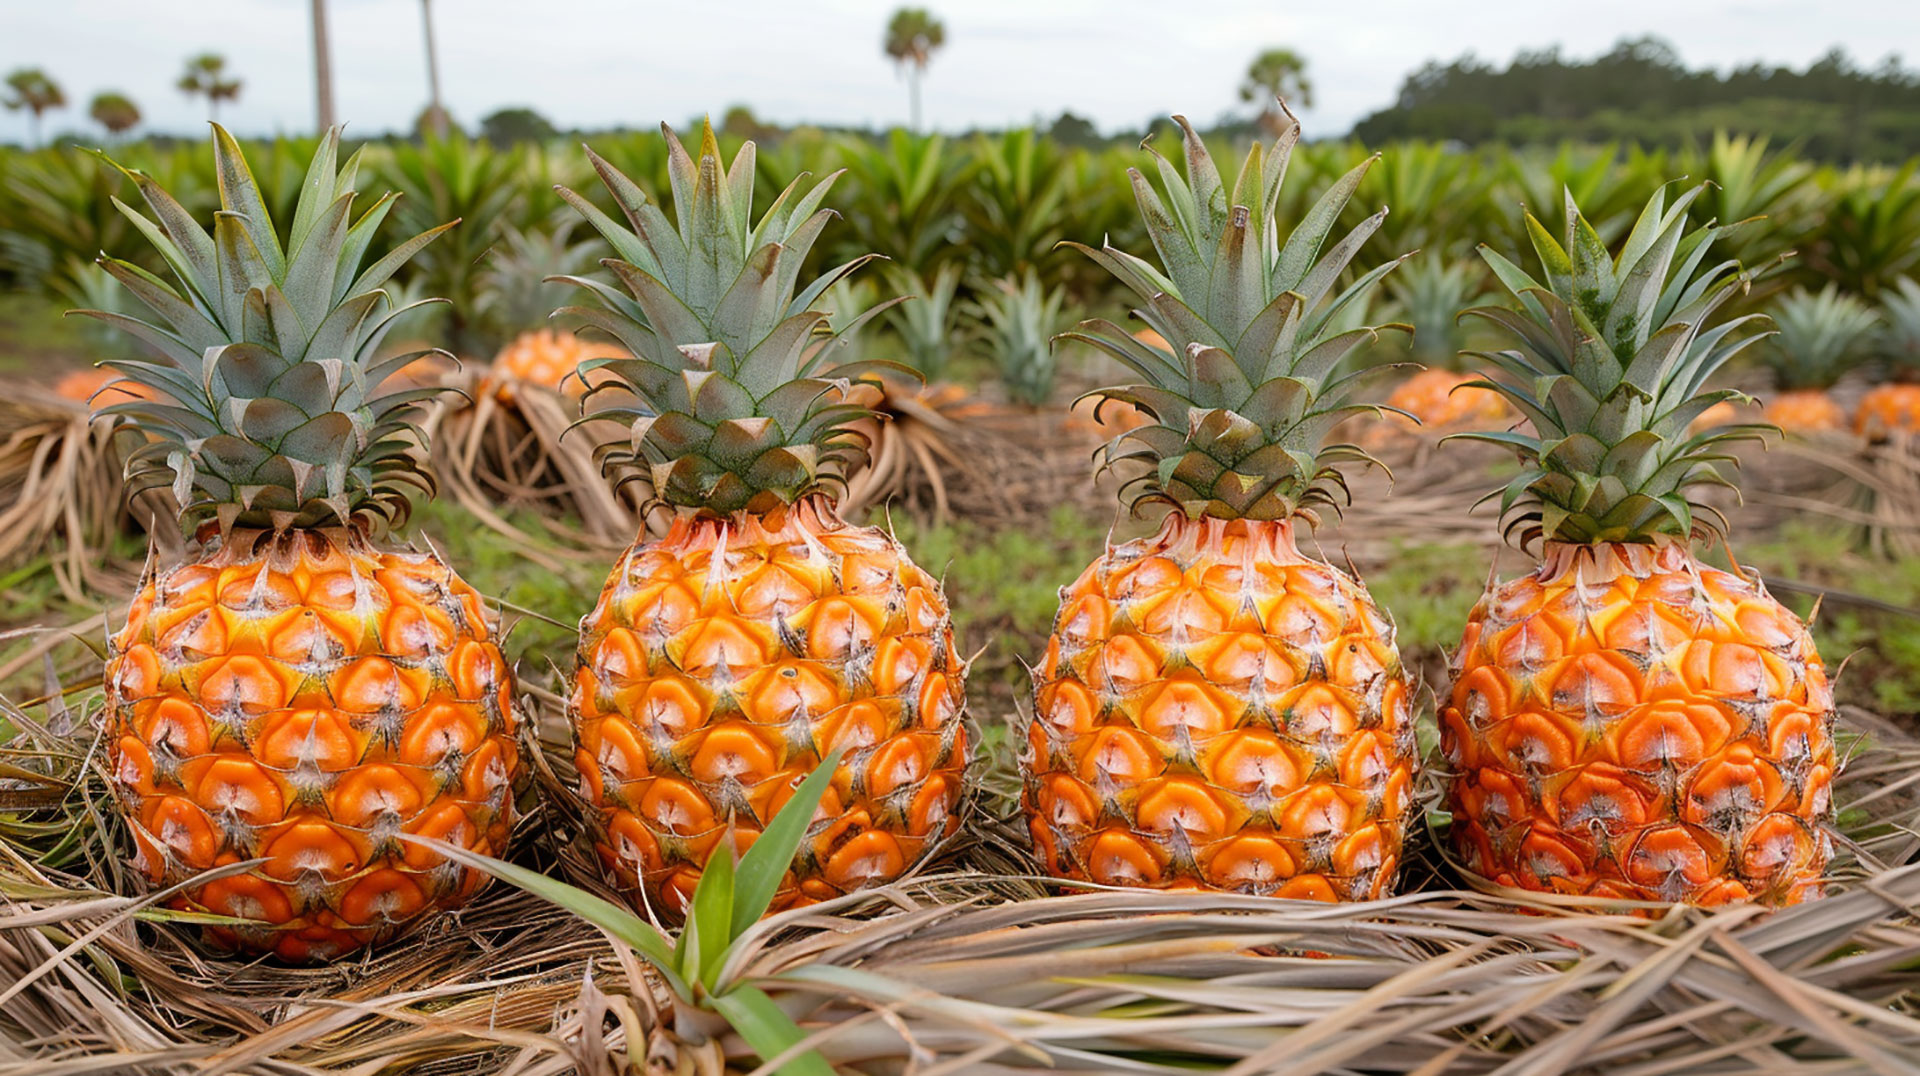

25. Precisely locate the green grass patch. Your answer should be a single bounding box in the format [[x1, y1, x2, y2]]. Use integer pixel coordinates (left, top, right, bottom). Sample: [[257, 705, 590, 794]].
[[0, 292, 101, 377], [884, 506, 1115, 720]]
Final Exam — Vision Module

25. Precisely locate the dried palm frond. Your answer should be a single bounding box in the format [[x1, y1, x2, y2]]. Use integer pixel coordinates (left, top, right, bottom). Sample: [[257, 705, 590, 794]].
[[839, 379, 993, 522], [1743, 434, 1920, 558], [0, 383, 175, 600], [3, 654, 1917, 1076], [418, 361, 647, 559]]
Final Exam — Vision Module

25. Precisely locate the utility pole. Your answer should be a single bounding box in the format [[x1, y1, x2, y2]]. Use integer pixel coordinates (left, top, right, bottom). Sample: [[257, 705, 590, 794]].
[[311, 0, 336, 132], [420, 0, 448, 136]]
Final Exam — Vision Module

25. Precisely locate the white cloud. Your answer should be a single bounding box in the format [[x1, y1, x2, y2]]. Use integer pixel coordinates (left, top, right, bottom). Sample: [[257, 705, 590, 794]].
[[2, 0, 1916, 145]]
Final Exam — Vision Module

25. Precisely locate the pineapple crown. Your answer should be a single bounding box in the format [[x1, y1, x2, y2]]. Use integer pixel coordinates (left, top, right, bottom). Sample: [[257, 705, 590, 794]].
[[1388, 252, 1483, 367], [72, 126, 454, 536], [1883, 277, 1920, 374], [556, 123, 899, 515], [1762, 283, 1879, 390], [1063, 108, 1407, 523], [1457, 182, 1775, 548]]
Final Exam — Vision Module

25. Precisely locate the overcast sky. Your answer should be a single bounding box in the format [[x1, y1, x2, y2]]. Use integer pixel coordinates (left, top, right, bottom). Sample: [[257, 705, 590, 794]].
[[4, 0, 1918, 145]]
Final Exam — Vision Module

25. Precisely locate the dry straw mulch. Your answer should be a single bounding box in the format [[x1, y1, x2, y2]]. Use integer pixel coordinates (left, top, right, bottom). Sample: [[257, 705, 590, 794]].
[[0, 387, 179, 603], [2, 677, 1917, 1075], [6, 389, 1920, 1075]]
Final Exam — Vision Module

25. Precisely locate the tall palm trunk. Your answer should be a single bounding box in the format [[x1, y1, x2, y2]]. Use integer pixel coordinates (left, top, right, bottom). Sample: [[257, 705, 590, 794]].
[[420, 0, 447, 136], [312, 0, 336, 131], [909, 64, 923, 132]]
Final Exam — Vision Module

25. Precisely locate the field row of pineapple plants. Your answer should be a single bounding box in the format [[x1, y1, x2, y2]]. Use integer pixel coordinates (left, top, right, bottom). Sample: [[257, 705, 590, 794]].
[[7, 125, 1920, 375], [2, 108, 1919, 1074]]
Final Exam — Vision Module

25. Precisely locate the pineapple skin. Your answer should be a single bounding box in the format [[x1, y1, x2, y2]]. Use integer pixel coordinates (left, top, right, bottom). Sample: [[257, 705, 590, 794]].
[[107, 529, 521, 962], [1763, 389, 1848, 434], [1442, 539, 1834, 905], [489, 328, 600, 398], [1855, 383, 1920, 438], [570, 497, 970, 916], [1023, 515, 1416, 900], [1383, 368, 1515, 434]]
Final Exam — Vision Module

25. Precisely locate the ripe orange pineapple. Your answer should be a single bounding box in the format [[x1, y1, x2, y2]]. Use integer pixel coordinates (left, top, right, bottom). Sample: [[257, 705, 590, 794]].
[[488, 327, 600, 400], [1383, 368, 1514, 432], [53, 366, 151, 405], [1443, 185, 1834, 906], [1759, 284, 1878, 435], [82, 128, 521, 960], [1855, 383, 1920, 438], [1024, 109, 1417, 900], [1763, 389, 1846, 434], [1377, 253, 1515, 436], [556, 125, 970, 916], [1856, 279, 1920, 438]]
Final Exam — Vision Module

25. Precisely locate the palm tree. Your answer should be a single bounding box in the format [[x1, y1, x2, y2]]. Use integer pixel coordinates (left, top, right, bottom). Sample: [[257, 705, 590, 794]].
[[89, 92, 141, 140], [883, 7, 945, 133], [1240, 47, 1313, 134], [418, 0, 449, 136], [4, 68, 67, 148], [178, 53, 243, 121], [312, 0, 336, 131]]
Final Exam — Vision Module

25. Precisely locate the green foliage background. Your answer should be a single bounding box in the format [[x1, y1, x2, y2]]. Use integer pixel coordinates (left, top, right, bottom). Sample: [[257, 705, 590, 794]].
[[5, 123, 1918, 367]]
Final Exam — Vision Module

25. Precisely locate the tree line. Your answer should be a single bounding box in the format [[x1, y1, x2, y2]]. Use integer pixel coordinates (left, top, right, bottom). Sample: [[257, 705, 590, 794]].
[[1356, 36, 1920, 160]]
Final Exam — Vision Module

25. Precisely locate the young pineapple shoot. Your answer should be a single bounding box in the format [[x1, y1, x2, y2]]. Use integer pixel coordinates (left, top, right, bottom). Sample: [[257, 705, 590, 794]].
[[1023, 108, 1418, 901], [975, 269, 1068, 407], [556, 124, 971, 917], [1442, 184, 1834, 906], [78, 127, 522, 961]]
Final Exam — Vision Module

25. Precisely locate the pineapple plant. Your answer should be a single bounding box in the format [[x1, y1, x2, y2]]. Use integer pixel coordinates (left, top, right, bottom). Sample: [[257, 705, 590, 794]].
[[1855, 276, 1920, 438], [556, 124, 971, 917], [1023, 110, 1418, 900], [1760, 284, 1878, 434], [80, 127, 523, 960], [477, 219, 611, 400], [1442, 184, 1834, 906], [973, 269, 1070, 407], [488, 327, 601, 397], [1378, 252, 1514, 436], [882, 262, 963, 382], [423, 215, 637, 545]]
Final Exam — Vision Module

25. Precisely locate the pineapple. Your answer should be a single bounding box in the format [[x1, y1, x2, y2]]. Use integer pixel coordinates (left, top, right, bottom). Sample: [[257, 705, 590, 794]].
[[557, 125, 970, 917], [1760, 284, 1878, 434], [1856, 277, 1920, 438], [54, 366, 150, 405], [82, 128, 522, 961], [1442, 185, 1834, 906], [1023, 110, 1417, 900], [478, 220, 610, 400], [489, 327, 600, 397], [1379, 253, 1514, 434]]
